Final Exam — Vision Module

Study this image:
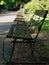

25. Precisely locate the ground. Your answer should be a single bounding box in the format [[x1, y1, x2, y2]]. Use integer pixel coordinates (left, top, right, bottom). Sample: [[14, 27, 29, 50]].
[[1, 32, 49, 65]]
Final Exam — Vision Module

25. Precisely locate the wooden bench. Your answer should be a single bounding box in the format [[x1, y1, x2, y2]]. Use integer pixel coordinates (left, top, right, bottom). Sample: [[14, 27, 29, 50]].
[[3, 10, 48, 63], [6, 10, 48, 41]]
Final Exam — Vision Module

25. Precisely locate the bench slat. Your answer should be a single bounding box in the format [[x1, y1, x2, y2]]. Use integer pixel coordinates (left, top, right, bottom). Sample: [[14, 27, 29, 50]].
[[7, 24, 35, 39], [34, 10, 48, 17]]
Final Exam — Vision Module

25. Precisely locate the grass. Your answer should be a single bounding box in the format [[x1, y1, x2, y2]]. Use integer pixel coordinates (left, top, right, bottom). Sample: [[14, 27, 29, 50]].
[[41, 19, 49, 50], [41, 20, 49, 33]]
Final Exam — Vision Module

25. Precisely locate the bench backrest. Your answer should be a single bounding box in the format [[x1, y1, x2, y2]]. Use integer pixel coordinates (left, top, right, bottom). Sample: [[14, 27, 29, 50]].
[[14, 10, 48, 25], [33, 10, 48, 41], [30, 10, 48, 24], [34, 10, 48, 21], [35, 10, 48, 17]]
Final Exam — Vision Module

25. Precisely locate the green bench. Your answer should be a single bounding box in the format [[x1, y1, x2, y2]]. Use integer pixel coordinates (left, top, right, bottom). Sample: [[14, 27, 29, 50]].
[[3, 10, 48, 62]]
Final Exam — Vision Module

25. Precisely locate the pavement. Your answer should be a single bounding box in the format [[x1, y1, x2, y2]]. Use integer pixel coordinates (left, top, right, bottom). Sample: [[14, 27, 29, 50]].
[[0, 11, 17, 23], [0, 11, 17, 65], [0, 11, 18, 34]]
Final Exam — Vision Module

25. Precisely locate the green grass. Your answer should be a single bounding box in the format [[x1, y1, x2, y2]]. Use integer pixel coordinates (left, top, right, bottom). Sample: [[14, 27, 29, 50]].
[[41, 20, 49, 50], [41, 20, 49, 33]]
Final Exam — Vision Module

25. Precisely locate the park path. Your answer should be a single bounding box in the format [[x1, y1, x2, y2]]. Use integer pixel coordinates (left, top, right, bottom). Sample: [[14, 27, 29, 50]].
[[0, 11, 18, 34], [0, 11, 17, 23], [0, 11, 17, 65]]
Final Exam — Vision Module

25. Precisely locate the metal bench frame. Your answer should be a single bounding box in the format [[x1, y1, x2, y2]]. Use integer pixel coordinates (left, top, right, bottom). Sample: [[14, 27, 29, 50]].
[[2, 10, 48, 63]]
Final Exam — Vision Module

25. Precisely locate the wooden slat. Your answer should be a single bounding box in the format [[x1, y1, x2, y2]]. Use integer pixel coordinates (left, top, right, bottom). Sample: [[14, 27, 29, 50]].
[[13, 24, 32, 38], [6, 24, 35, 39], [34, 10, 47, 17]]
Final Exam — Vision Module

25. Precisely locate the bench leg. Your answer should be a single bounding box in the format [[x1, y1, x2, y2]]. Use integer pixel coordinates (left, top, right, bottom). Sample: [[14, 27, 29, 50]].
[[9, 38, 16, 61], [28, 41, 34, 60], [29, 40, 38, 61]]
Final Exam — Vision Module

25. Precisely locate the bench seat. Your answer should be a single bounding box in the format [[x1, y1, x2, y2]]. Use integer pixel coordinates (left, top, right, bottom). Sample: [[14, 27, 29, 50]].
[[6, 24, 36, 39]]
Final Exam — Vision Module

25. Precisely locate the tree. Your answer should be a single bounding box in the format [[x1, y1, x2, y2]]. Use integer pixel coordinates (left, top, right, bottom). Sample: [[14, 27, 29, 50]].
[[0, 0, 31, 11], [24, 0, 49, 13]]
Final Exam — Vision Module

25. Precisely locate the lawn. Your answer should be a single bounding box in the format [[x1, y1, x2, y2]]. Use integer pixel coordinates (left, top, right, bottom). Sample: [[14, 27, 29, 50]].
[[41, 20, 49, 33]]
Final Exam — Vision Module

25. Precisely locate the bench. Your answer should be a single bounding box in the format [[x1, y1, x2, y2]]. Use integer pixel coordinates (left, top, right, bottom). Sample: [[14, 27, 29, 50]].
[[6, 10, 48, 40], [3, 10, 48, 62]]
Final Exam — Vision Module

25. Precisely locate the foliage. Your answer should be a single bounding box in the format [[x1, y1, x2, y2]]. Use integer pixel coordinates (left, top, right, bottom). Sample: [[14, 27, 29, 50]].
[[0, 0, 49, 11], [0, 0, 31, 11], [24, 0, 39, 13], [39, 0, 49, 10], [24, 0, 49, 13]]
